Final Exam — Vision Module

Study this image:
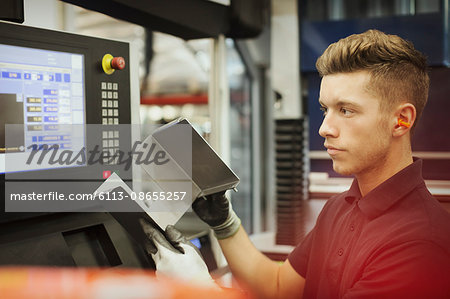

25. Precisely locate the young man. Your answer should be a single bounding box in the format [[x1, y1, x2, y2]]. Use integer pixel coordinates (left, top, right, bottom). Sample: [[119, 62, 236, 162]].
[[142, 30, 450, 298]]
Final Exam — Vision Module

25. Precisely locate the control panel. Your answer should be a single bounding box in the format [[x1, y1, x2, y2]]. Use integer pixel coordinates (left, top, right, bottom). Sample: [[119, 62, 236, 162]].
[[0, 22, 155, 270], [0, 21, 134, 221], [0, 21, 132, 181]]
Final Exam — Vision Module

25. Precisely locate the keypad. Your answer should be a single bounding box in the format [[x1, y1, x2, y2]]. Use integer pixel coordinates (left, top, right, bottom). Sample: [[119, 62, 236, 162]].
[[101, 81, 120, 165], [101, 129, 120, 165]]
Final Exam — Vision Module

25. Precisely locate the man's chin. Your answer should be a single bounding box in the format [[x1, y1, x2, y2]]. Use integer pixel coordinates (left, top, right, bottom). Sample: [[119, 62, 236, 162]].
[[332, 161, 354, 176]]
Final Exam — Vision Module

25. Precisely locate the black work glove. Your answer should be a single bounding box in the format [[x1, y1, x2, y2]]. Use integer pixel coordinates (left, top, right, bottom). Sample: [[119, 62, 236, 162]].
[[140, 218, 218, 287], [192, 191, 241, 240]]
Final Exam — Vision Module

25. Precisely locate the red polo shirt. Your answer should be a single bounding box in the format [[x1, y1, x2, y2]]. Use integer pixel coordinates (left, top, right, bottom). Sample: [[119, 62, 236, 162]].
[[288, 159, 450, 298]]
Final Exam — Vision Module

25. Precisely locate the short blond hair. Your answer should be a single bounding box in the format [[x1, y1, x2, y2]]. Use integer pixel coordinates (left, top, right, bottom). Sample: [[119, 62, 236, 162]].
[[316, 29, 429, 126]]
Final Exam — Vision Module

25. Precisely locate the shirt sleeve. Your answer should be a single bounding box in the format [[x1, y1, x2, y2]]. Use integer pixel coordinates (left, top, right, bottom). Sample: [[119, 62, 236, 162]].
[[287, 196, 338, 278], [343, 240, 450, 299], [287, 226, 315, 277]]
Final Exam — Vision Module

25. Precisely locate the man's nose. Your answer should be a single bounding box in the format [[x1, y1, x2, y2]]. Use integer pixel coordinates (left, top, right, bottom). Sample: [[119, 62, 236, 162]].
[[319, 114, 338, 138]]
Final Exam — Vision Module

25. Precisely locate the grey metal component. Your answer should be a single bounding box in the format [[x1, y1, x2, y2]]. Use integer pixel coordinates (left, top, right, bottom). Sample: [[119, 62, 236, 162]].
[[209, 35, 230, 168], [235, 40, 263, 233], [62, 0, 228, 39], [150, 118, 240, 199], [61, 0, 267, 40], [0, 212, 153, 268]]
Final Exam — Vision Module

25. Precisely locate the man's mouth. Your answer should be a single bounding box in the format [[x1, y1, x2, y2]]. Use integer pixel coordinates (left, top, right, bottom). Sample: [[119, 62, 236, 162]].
[[324, 144, 344, 156]]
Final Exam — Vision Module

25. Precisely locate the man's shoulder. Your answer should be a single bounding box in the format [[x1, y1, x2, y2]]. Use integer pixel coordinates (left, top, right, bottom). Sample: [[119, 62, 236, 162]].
[[373, 184, 450, 253], [398, 183, 450, 229]]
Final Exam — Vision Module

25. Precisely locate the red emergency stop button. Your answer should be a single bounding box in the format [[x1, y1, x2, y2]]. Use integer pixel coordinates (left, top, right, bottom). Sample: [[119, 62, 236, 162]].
[[102, 54, 125, 75], [111, 57, 125, 70]]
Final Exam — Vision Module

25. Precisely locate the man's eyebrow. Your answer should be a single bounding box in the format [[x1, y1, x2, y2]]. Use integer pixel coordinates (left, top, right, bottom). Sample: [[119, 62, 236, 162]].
[[336, 100, 362, 109], [319, 98, 362, 109]]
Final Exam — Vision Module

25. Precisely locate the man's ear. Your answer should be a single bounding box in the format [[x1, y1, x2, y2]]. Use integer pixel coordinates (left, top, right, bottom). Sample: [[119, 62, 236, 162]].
[[393, 103, 416, 137]]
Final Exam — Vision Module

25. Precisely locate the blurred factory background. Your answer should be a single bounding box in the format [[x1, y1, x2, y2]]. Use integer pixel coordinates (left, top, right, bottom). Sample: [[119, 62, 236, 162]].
[[0, 0, 449, 291]]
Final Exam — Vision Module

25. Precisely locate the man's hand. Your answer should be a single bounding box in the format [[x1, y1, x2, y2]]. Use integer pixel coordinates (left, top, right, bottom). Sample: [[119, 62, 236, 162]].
[[139, 218, 217, 288], [192, 192, 241, 240]]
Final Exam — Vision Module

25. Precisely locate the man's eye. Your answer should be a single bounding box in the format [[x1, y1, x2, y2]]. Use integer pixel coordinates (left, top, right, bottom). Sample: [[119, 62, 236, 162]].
[[320, 107, 327, 116], [341, 108, 353, 116]]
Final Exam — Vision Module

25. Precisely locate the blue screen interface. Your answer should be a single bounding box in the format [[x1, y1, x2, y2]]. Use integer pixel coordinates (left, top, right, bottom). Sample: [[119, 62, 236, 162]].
[[0, 43, 86, 173]]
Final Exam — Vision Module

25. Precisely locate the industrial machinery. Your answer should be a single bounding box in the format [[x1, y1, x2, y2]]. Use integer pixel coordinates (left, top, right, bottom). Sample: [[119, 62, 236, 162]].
[[0, 21, 152, 267], [0, 19, 238, 271]]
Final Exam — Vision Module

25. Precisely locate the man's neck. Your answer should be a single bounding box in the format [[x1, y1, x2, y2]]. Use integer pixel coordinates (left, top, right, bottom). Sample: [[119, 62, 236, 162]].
[[356, 146, 413, 197]]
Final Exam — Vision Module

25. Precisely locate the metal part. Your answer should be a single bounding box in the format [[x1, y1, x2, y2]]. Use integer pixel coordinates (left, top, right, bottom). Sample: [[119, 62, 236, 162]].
[[149, 118, 240, 198]]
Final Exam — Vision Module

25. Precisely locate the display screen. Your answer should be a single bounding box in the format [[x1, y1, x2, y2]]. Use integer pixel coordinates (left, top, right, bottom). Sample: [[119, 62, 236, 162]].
[[0, 44, 86, 173]]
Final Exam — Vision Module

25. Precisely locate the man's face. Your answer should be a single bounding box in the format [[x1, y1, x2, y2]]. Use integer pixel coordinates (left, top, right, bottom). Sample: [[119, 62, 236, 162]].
[[318, 71, 393, 176]]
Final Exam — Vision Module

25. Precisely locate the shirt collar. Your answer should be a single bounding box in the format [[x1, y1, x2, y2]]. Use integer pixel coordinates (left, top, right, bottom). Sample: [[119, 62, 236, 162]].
[[344, 158, 425, 220], [345, 180, 362, 204]]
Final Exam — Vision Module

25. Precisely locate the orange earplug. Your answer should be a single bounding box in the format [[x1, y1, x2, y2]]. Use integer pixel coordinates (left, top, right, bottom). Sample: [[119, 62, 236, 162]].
[[398, 119, 411, 128]]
